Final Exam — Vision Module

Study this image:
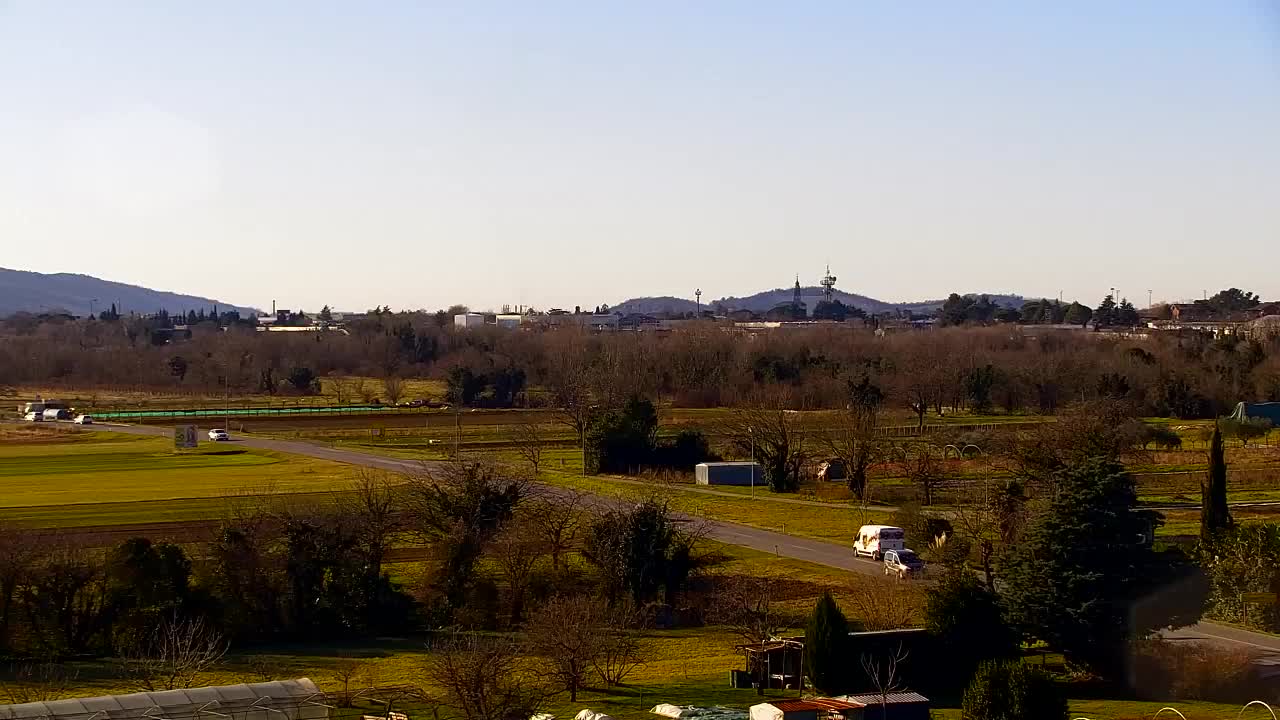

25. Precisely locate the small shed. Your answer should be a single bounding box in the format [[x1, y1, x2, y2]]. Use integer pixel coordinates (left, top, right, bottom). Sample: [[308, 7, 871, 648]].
[[734, 640, 803, 690], [695, 462, 763, 487], [835, 693, 929, 720], [748, 698, 863, 720]]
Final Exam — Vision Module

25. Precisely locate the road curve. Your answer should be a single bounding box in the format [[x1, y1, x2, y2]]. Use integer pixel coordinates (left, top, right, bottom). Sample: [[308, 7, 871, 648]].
[[43, 422, 1280, 652]]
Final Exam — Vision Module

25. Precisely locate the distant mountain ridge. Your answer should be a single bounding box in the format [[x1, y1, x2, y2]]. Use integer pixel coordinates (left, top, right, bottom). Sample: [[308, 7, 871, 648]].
[[612, 287, 1027, 316], [0, 268, 257, 317]]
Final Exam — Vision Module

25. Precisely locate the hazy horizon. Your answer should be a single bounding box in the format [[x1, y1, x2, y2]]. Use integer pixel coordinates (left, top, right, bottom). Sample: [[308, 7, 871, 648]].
[[2, 2, 1277, 311]]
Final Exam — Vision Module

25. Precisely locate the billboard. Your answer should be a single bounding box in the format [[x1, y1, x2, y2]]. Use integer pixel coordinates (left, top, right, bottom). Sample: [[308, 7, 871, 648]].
[[174, 425, 198, 449]]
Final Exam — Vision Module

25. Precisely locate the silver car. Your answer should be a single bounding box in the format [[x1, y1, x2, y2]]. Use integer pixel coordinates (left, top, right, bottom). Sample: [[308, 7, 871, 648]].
[[883, 549, 925, 580]]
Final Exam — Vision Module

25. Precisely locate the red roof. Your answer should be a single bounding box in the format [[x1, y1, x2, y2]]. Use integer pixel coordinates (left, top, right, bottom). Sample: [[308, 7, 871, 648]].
[[767, 699, 864, 712]]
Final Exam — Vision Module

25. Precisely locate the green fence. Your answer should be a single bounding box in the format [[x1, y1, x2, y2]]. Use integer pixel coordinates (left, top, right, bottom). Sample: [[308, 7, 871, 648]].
[[92, 404, 427, 420]]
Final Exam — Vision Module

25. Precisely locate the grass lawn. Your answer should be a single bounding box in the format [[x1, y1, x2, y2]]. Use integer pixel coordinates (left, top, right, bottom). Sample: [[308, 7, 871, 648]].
[[0, 430, 360, 517], [537, 453, 887, 545]]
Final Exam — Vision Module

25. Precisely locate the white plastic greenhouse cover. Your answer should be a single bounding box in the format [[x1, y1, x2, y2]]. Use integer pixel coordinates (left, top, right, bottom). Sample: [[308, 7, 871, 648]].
[[0, 679, 327, 720]]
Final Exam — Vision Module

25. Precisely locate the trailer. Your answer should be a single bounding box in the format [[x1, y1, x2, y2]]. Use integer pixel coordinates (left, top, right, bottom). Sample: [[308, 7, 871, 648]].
[[695, 462, 763, 487]]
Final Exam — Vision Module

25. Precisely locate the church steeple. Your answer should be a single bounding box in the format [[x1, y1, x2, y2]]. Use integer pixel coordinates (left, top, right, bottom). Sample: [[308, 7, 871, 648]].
[[793, 274, 802, 308]]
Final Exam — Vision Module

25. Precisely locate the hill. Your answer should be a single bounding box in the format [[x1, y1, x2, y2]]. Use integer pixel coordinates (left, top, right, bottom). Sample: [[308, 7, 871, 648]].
[[612, 287, 1027, 316], [0, 268, 257, 318]]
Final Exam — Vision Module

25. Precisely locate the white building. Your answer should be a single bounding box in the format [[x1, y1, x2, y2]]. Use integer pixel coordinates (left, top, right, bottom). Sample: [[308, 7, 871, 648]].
[[455, 313, 485, 329], [495, 314, 524, 329]]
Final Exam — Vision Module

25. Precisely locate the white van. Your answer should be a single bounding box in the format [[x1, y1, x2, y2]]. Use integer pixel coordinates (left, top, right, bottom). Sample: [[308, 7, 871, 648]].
[[853, 525, 906, 560]]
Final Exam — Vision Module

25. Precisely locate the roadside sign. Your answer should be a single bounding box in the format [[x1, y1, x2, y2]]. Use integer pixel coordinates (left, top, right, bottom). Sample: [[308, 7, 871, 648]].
[[174, 425, 198, 449], [1242, 592, 1277, 605]]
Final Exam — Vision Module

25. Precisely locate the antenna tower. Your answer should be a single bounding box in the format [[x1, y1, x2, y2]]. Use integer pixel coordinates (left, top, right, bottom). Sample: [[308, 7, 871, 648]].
[[820, 264, 838, 303]]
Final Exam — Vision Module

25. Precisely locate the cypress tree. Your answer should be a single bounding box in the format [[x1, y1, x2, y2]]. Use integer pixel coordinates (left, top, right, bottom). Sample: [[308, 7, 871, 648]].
[[1201, 424, 1233, 543], [804, 590, 849, 695]]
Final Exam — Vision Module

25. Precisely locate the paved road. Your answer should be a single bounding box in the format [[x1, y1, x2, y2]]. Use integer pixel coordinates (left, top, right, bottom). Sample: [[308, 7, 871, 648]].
[[39, 422, 1280, 653]]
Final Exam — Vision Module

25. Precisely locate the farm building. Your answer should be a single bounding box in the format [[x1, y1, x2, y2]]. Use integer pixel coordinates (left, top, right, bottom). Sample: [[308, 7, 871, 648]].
[[0, 679, 329, 720], [695, 462, 763, 486], [835, 694, 930, 720], [748, 698, 863, 720]]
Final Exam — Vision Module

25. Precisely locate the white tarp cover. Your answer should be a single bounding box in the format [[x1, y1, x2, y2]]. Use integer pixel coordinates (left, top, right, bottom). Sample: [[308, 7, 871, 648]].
[[652, 706, 746, 720], [575, 710, 614, 720], [748, 705, 783, 720], [0, 679, 326, 720]]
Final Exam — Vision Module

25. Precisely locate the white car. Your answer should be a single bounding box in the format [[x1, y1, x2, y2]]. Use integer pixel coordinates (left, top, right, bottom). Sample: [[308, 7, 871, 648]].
[[73, 414, 94, 425], [23, 412, 42, 422], [208, 428, 230, 441]]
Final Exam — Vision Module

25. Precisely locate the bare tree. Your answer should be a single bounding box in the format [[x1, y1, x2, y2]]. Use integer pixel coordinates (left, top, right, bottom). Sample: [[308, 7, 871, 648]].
[[719, 395, 807, 493], [860, 643, 910, 720], [528, 492, 585, 573], [712, 575, 793, 695], [342, 470, 404, 580], [906, 446, 944, 506], [846, 578, 922, 632], [594, 603, 647, 687], [355, 378, 377, 404], [492, 514, 546, 625], [952, 479, 1026, 592], [0, 661, 78, 704], [427, 633, 549, 720], [822, 376, 883, 500], [329, 374, 354, 404], [241, 656, 284, 683], [331, 658, 370, 707], [525, 595, 609, 701], [713, 575, 789, 648], [120, 614, 228, 691], [383, 375, 406, 405], [512, 419, 545, 480]]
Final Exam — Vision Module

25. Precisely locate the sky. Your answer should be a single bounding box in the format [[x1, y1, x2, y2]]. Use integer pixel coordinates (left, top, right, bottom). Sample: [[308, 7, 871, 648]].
[[1, 2, 1278, 313]]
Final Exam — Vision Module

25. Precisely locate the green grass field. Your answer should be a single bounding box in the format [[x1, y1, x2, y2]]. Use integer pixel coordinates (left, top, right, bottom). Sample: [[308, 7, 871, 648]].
[[0, 428, 360, 524]]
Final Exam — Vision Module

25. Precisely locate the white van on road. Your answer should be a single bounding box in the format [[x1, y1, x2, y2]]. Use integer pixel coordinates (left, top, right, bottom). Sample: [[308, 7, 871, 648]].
[[853, 524, 906, 561]]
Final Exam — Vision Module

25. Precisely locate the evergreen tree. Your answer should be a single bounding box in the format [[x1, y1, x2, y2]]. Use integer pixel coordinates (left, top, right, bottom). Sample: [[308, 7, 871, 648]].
[[925, 570, 1020, 692], [1094, 294, 1117, 326], [1201, 425, 1232, 543], [1000, 458, 1200, 678], [804, 590, 849, 694]]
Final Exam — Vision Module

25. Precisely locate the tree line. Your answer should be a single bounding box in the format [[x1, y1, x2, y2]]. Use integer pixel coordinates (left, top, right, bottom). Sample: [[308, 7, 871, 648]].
[[0, 466, 704, 683], [6, 311, 1280, 421]]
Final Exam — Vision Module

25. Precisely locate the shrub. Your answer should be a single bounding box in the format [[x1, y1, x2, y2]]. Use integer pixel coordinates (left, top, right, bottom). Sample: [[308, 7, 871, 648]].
[[962, 660, 1066, 720], [1130, 638, 1258, 702]]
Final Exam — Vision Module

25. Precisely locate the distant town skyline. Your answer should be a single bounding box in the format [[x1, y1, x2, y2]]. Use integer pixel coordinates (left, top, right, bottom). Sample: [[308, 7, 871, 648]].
[[2, 3, 1277, 311]]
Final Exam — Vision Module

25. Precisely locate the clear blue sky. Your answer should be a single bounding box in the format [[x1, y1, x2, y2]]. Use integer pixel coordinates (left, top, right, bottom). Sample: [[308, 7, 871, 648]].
[[2, 2, 1277, 312]]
